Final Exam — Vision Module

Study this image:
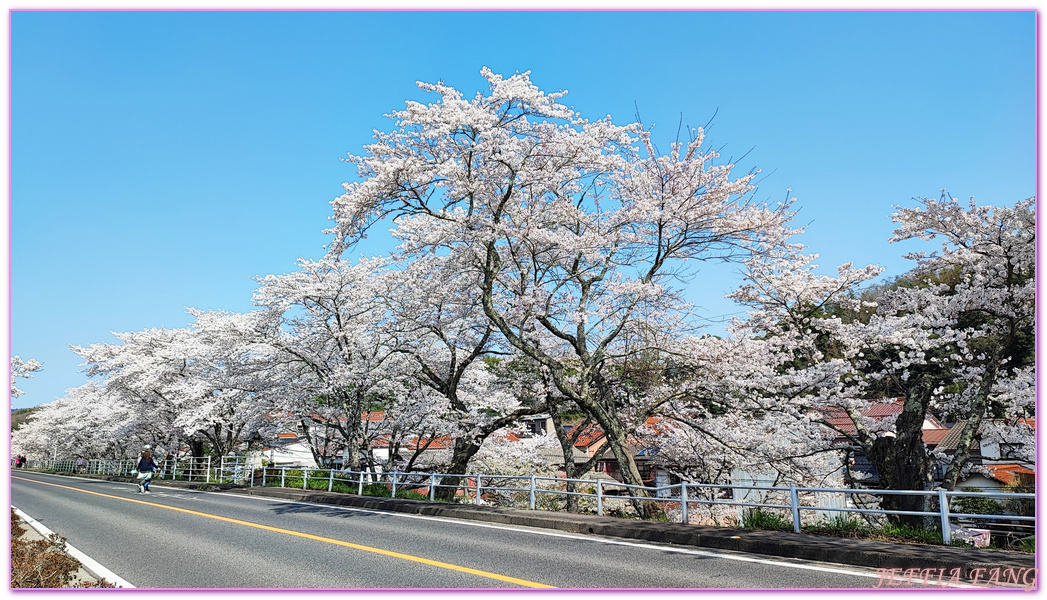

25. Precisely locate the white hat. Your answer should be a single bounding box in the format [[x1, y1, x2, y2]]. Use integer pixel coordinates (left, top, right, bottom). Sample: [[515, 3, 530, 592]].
[[144, 445, 152, 450]]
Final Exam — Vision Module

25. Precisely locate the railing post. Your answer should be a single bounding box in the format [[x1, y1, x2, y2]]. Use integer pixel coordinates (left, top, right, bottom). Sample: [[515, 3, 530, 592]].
[[530, 475, 536, 510], [430, 473, 436, 502], [938, 488, 952, 545], [328, 469, 335, 492], [789, 485, 801, 533], [262, 465, 267, 487], [303, 468, 309, 490], [281, 467, 286, 488], [206, 456, 212, 484], [391, 471, 398, 498], [358, 471, 364, 495], [250, 466, 255, 487], [597, 479, 604, 516], [680, 482, 689, 525], [475, 475, 482, 505]]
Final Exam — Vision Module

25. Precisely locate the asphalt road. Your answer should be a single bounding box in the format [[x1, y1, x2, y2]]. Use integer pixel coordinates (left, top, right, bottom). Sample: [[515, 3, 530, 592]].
[[12, 471, 892, 590]]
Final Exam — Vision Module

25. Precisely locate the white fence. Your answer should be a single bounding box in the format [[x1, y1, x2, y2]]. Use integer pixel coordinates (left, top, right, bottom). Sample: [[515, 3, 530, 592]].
[[34, 457, 1034, 546]]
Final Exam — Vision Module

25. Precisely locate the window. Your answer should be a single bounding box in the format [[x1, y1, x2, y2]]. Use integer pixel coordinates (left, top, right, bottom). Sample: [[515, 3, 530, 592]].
[[1000, 443, 1023, 459]]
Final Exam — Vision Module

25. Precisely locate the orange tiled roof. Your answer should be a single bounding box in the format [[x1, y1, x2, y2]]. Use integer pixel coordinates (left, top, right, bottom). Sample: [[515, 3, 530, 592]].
[[570, 424, 606, 448], [984, 464, 1035, 485], [922, 428, 951, 445], [407, 436, 454, 450]]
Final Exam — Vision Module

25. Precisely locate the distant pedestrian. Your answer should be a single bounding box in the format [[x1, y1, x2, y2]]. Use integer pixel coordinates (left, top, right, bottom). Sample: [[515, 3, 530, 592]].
[[17, 455, 26, 469], [13, 456, 21, 469], [76, 456, 87, 473], [135, 446, 158, 494]]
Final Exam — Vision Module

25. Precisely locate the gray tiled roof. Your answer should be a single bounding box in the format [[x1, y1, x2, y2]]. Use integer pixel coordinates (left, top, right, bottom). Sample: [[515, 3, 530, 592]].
[[934, 420, 968, 452]]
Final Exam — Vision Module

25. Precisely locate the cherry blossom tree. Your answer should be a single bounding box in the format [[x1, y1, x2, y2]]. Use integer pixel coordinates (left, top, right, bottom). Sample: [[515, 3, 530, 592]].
[[72, 314, 283, 460], [378, 254, 555, 496], [72, 327, 202, 456], [717, 194, 1034, 526], [886, 195, 1034, 492], [249, 257, 408, 469], [325, 68, 796, 513], [12, 383, 138, 461]]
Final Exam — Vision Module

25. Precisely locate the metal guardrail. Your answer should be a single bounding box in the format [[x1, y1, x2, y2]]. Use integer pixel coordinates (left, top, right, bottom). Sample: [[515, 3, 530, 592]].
[[35, 457, 1034, 546]]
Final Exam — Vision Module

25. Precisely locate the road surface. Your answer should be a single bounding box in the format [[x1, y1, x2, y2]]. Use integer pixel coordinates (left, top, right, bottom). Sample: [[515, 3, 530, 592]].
[[12, 470, 895, 589]]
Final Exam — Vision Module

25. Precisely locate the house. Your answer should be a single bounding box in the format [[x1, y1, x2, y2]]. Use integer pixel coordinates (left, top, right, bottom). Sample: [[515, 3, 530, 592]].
[[564, 423, 608, 457], [519, 413, 555, 436], [819, 399, 950, 487], [254, 432, 319, 469], [934, 418, 1035, 492], [578, 417, 672, 489], [821, 398, 950, 445]]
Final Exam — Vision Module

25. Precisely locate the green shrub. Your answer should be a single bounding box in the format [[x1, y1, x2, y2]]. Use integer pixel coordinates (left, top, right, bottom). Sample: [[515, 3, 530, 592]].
[[741, 508, 792, 531], [306, 479, 332, 491], [362, 483, 392, 497], [331, 481, 355, 494], [394, 489, 429, 501], [806, 514, 869, 537], [952, 488, 1004, 516], [880, 522, 942, 545]]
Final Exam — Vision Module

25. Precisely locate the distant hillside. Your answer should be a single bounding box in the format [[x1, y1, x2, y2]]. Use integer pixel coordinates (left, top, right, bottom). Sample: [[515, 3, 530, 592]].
[[11, 407, 40, 431]]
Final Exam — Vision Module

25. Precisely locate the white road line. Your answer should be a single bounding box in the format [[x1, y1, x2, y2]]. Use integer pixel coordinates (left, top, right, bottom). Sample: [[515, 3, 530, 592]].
[[11, 505, 136, 589], [220, 492, 972, 587]]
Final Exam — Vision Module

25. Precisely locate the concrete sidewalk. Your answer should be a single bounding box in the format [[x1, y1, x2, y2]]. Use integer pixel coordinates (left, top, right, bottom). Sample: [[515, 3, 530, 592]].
[[75, 473, 1037, 581]]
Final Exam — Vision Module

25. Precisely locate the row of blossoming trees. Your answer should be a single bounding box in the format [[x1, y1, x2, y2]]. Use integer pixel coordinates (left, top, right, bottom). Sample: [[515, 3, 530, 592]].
[[13, 70, 1033, 518]]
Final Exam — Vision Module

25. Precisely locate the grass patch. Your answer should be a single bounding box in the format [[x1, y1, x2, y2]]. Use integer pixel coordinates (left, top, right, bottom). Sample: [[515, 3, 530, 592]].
[[804, 517, 944, 546], [804, 515, 869, 538], [741, 508, 792, 531], [879, 522, 943, 545]]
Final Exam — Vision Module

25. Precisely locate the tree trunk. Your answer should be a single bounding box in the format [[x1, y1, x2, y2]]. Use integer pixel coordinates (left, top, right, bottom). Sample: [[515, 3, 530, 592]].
[[434, 438, 481, 502], [581, 403, 654, 518], [188, 439, 206, 477], [941, 349, 1001, 491], [551, 411, 601, 513], [865, 395, 933, 529]]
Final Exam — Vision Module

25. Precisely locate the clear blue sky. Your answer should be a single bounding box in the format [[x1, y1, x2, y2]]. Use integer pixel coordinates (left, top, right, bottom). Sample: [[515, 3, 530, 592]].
[[8, 10, 1036, 409]]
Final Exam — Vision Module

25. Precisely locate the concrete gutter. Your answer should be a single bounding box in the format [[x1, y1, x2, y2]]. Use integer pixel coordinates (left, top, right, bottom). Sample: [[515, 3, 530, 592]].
[[71, 474, 1038, 579]]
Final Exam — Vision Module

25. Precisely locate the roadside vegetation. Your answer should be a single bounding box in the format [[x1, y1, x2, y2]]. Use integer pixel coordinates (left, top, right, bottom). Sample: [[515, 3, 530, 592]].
[[741, 508, 1032, 553], [10, 509, 115, 588]]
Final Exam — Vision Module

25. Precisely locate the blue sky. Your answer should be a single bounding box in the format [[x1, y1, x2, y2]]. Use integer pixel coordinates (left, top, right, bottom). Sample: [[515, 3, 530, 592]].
[[8, 10, 1036, 409]]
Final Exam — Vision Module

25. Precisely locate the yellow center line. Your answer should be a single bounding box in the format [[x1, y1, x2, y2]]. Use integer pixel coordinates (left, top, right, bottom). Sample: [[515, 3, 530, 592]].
[[14, 475, 555, 589]]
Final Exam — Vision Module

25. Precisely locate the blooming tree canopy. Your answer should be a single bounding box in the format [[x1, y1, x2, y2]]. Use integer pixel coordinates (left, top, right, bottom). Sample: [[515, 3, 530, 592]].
[[11, 355, 42, 399], [325, 69, 797, 507]]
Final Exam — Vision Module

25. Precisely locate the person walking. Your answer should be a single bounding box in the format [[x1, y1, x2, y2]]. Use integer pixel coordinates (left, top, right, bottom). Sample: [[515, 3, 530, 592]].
[[135, 446, 158, 494]]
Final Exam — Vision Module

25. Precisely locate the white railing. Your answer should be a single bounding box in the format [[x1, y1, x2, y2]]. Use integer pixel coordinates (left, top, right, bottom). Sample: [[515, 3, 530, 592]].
[[37, 458, 1034, 546], [35, 456, 251, 485]]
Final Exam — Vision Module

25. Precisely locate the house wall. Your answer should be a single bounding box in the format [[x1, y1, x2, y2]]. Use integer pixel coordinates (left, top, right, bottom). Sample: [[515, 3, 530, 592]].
[[250, 442, 318, 469], [956, 474, 1005, 492]]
